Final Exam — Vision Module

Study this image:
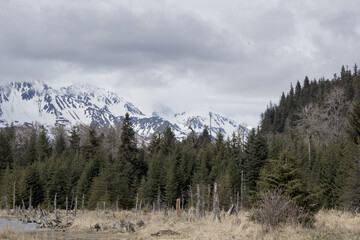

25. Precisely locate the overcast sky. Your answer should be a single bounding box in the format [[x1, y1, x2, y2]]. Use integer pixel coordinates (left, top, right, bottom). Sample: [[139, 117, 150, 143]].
[[1, 0, 359, 126]]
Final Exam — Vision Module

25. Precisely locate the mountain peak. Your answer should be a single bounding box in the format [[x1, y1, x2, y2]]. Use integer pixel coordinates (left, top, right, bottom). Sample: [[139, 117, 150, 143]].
[[0, 81, 244, 140]]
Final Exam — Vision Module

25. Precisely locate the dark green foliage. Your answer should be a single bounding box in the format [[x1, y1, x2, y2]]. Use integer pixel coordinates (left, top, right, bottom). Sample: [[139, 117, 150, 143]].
[[258, 151, 318, 211], [23, 130, 38, 166], [37, 127, 52, 161], [344, 155, 360, 209], [2, 65, 360, 213], [116, 113, 142, 207], [243, 128, 268, 203], [54, 131, 66, 157], [0, 131, 13, 169], [347, 99, 360, 144], [19, 165, 44, 207], [69, 126, 81, 154]]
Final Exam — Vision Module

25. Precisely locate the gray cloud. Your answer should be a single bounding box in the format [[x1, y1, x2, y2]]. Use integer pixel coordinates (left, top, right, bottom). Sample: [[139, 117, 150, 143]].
[[0, 0, 359, 126]]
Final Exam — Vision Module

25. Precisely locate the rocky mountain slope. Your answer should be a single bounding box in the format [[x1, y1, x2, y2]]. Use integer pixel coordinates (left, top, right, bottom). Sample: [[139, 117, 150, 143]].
[[0, 81, 245, 140]]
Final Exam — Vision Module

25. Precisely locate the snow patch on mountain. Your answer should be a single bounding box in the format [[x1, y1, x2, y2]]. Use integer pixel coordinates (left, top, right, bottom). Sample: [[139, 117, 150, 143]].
[[0, 81, 246, 140]]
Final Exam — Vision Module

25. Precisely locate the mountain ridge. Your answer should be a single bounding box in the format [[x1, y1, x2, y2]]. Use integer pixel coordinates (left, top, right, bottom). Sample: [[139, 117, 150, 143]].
[[0, 81, 246, 140]]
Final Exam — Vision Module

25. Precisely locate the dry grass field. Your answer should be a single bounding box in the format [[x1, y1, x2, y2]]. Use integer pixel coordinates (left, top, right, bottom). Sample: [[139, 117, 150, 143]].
[[0, 209, 359, 239]]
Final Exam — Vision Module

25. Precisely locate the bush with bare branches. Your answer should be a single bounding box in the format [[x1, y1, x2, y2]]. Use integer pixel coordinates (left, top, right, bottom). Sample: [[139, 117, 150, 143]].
[[255, 190, 300, 230]]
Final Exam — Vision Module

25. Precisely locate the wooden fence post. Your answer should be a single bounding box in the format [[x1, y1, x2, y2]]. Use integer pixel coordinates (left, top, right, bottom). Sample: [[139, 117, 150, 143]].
[[241, 170, 244, 210], [74, 196, 77, 217], [29, 189, 32, 214], [66, 196, 68, 216], [189, 185, 193, 208], [13, 182, 16, 214], [176, 198, 181, 218], [135, 193, 139, 217], [82, 194, 85, 215], [196, 184, 201, 218], [54, 193, 57, 215], [213, 183, 220, 222]]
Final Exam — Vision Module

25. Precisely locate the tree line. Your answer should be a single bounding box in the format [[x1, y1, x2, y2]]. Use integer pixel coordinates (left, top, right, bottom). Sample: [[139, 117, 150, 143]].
[[0, 64, 359, 218]]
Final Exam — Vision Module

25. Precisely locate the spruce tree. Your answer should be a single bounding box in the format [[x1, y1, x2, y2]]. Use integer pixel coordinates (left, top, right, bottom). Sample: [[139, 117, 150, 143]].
[[117, 113, 141, 207], [69, 126, 81, 154], [243, 128, 268, 199], [0, 131, 13, 169], [37, 127, 52, 162]]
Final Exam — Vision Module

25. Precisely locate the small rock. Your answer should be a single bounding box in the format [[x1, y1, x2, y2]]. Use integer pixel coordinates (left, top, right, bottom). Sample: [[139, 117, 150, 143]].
[[136, 220, 145, 228], [121, 222, 135, 232], [94, 223, 101, 231]]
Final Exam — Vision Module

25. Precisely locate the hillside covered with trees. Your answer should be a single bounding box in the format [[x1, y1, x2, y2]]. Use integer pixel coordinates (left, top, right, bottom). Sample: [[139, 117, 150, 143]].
[[0, 65, 359, 225]]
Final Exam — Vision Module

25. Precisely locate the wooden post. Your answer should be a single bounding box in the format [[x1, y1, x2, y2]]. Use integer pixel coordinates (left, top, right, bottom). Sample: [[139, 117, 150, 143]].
[[176, 198, 181, 218], [236, 192, 239, 216], [196, 184, 201, 218], [82, 194, 85, 215], [22, 199, 25, 211], [54, 193, 57, 215], [74, 196, 77, 217], [202, 187, 206, 217], [116, 200, 119, 212], [66, 196, 68, 216], [139, 200, 142, 216], [207, 184, 211, 212], [103, 202, 106, 214], [97, 203, 99, 213], [189, 185, 193, 208], [153, 202, 155, 214], [241, 170, 244, 210], [181, 190, 184, 211], [13, 182, 15, 214], [135, 193, 139, 217], [47, 200, 50, 214], [164, 206, 168, 217], [70, 188, 74, 210], [213, 183, 220, 222], [157, 187, 161, 212], [29, 188, 32, 214], [4, 195, 9, 214]]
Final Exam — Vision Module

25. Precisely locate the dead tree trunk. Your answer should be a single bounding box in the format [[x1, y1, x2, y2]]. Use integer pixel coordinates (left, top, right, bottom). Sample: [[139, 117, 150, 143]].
[[196, 184, 201, 218], [157, 187, 161, 212], [116, 201, 119, 212], [29, 189, 32, 214], [189, 185, 193, 208], [181, 190, 184, 211], [139, 200, 142, 216], [241, 170, 244, 210], [74, 197, 77, 217], [207, 184, 211, 212], [54, 193, 57, 215], [103, 202, 106, 214], [236, 192, 239, 216], [13, 182, 15, 214], [176, 198, 181, 218], [47, 200, 50, 214], [4, 195, 9, 214], [135, 193, 139, 217], [82, 194, 85, 215], [202, 187, 206, 217], [66, 196, 68, 216], [213, 183, 220, 222]]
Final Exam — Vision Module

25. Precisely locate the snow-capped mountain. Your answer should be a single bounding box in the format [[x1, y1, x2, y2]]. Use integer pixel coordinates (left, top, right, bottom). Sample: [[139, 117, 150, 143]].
[[0, 81, 245, 140]]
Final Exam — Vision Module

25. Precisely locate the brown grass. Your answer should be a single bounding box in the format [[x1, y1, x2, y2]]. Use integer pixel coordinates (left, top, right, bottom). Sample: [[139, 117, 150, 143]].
[[0, 209, 359, 239]]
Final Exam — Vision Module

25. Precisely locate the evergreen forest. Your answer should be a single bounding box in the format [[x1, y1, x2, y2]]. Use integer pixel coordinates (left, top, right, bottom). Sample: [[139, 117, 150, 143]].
[[0, 64, 360, 219]]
